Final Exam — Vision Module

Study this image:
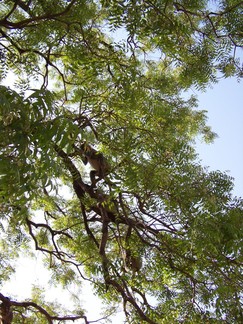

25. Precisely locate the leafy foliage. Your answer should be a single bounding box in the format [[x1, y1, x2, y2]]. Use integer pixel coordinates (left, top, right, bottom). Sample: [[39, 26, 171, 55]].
[[0, 1, 242, 323]]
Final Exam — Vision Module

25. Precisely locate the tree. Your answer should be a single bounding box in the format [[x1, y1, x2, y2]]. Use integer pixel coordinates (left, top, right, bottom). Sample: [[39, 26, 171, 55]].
[[0, 0, 242, 323]]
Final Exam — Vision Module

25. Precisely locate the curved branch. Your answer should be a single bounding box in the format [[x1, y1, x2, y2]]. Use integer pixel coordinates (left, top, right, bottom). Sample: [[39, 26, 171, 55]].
[[0, 0, 78, 29], [0, 293, 88, 324]]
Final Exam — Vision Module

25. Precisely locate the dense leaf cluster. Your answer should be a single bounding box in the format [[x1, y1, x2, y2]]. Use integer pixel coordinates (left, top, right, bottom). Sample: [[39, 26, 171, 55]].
[[0, 1, 242, 323]]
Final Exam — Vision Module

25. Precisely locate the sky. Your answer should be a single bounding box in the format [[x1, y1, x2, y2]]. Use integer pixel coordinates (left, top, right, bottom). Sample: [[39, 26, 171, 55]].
[[195, 77, 243, 197]]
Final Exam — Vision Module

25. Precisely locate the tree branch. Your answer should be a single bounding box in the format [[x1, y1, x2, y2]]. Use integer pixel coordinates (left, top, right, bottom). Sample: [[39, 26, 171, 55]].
[[0, 293, 88, 324]]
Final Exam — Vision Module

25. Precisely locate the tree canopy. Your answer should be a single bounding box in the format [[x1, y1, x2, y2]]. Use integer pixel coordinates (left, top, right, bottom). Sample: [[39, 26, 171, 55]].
[[0, 0, 242, 323]]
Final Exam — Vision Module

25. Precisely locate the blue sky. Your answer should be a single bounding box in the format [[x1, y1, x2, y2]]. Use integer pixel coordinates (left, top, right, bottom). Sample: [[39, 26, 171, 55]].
[[109, 27, 243, 198], [196, 77, 243, 197]]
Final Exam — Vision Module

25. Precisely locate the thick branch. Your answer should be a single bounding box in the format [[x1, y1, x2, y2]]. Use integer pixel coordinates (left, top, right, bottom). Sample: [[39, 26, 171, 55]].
[[0, 293, 88, 324]]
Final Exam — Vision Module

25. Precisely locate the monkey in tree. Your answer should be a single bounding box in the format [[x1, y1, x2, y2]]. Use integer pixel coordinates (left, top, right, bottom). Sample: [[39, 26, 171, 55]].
[[123, 248, 142, 273], [80, 142, 110, 187], [122, 226, 142, 274]]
